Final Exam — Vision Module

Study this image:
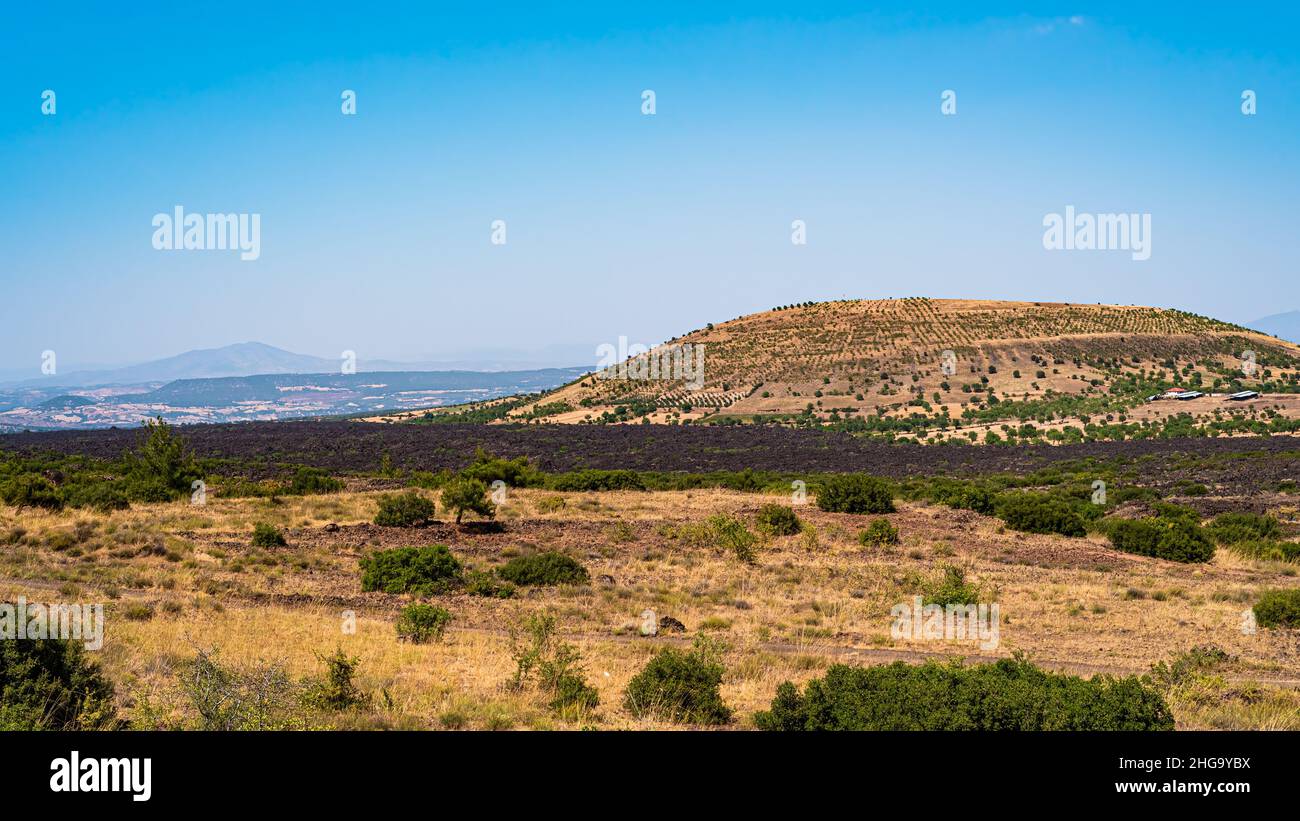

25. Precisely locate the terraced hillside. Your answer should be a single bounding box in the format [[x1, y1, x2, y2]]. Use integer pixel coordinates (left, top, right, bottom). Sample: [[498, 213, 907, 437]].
[[397, 299, 1300, 442]]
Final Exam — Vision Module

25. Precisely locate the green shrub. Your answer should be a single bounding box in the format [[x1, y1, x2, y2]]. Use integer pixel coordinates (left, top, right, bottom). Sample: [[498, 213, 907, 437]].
[[460, 448, 545, 488], [816, 474, 895, 514], [1228, 539, 1300, 563], [859, 519, 899, 547], [546, 469, 646, 492], [0, 474, 64, 511], [1150, 502, 1201, 524], [395, 603, 452, 643], [359, 545, 462, 595], [0, 636, 118, 730], [120, 417, 200, 502], [1107, 518, 1215, 563], [708, 514, 758, 563], [755, 503, 802, 536], [251, 522, 287, 548], [904, 477, 996, 515], [497, 552, 589, 586], [175, 649, 303, 730], [65, 481, 129, 512], [1206, 512, 1281, 545], [1253, 589, 1300, 629], [463, 569, 516, 598], [754, 657, 1174, 731], [508, 613, 598, 714], [302, 648, 369, 712], [994, 493, 1086, 537], [373, 491, 436, 527], [287, 467, 343, 495], [623, 639, 731, 725], [921, 564, 983, 606], [440, 477, 496, 524]]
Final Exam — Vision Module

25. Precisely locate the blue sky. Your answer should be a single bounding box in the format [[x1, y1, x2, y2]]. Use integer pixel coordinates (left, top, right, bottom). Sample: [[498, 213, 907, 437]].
[[2, 2, 1297, 372]]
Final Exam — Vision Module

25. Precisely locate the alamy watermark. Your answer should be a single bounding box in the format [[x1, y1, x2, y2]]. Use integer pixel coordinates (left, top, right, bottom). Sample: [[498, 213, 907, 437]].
[[1042, 205, 1150, 261], [1, 597, 104, 651], [891, 596, 999, 651], [152, 205, 261, 261], [595, 336, 706, 390]]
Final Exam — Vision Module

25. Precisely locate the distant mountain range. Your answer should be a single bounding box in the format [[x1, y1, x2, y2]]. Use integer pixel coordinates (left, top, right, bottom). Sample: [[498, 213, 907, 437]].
[[1247, 311, 1300, 344], [1, 342, 592, 389]]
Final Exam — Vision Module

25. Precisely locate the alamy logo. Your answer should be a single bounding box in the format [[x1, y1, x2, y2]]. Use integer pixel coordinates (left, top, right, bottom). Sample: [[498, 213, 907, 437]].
[[151, 206, 261, 261], [891, 596, 999, 651], [1042, 205, 1150, 261], [1, 597, 103, 650], [595, 336, 706, 390], [50, 751, 151, 802]]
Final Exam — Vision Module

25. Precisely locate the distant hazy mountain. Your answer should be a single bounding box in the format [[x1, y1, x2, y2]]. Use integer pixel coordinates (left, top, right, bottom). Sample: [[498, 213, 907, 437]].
[[5, 342, 336, 388], [1, 342, 592, 389], [1247, 311, 1300, 344]]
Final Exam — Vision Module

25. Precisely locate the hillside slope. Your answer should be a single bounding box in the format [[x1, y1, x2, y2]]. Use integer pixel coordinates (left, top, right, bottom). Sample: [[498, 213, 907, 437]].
[[491, 298, 1300, 439]]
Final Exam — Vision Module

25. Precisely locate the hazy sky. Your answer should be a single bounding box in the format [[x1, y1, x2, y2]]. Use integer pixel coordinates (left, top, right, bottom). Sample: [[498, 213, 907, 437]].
[[2, 2, 1297, 371]]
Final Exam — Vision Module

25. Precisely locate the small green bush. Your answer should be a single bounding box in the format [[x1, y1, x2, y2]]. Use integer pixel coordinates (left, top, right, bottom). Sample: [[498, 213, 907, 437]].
[[859, 519, 899, 547], [994, 493, 1086, 537], [1107, 518, 1215, 563], [120, 417, 200, 502], [508, 613, 598, 714], [460, 448, 545, 488], [302, 649, 369, 712], [497, 552, 589, 586], [359, 544, 462, 595], [65, 481, 130, 512], [287, 467, 344, 495], [440, 477, 496, 524], [921, 564, 983, 606], [816, 474, 895, 514], [754, 657, 1173, 731], [373, 491, 437, 527], [1228, 539, 1300, 563], [546, 469, 646, 492], [463, 569, 516, 598], [904, 477, 996, 515], [623, 640, 731, 725], [251, 522, 287, 548], [755, 504, 802, 536], [395, 603, 452, 643], [1253, 589, 1300, 629], [1206, 512, 1281, 545], [0, 474, 64, 511], [0, 636, 118, 730]]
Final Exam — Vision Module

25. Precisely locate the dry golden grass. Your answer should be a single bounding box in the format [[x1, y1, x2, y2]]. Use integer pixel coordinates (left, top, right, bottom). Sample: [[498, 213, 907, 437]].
[[3, 485, 1299, 729]]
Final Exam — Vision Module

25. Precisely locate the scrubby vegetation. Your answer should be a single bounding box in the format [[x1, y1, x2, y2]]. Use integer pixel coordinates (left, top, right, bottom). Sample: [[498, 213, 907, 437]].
[[754, 657, 1173, 730], [0, 636, 118, 730], [359, 545, 463, 595], [440, 477, 496, 524], [1206, 512, 1281, 545], [509, 613, 599, 715], [373, 491, 437, 527], [623, 638, 731, 725], [994, 492, 1086, 538], [1253, 589, 1300, 628], [395, 603, 452, 643], [1105, 512, 1216, 563], [921, 564, 985, 606], [497, 552, 589, 587], [251, 522, 287, 548], [815, 474, 895, 514], [755, 503, 802, 536], [859, 518, 899, 547]]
